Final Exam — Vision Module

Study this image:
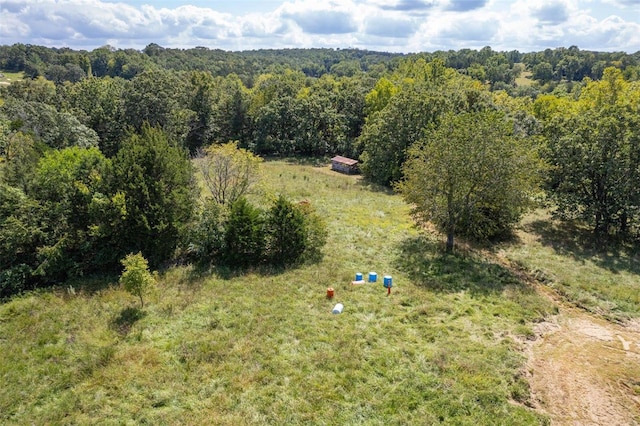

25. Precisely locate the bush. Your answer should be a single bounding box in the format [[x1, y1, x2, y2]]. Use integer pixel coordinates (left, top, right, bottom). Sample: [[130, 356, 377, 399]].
[[186, 196, 327, 270], [224, 198, 265, 268], [186, 200, 226, 266], [266, 195, 308, 266]]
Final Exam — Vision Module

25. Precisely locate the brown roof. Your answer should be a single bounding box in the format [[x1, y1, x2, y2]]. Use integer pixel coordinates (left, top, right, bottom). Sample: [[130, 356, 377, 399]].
[[331, 156, 359, 166]]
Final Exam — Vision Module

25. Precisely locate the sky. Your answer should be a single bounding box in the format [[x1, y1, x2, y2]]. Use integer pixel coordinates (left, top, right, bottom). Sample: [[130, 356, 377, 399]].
[[1, 0, 639, 53]]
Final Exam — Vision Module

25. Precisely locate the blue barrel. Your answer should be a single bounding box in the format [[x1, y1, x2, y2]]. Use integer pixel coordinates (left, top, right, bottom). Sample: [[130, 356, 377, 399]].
[[384, 275, 393, 288], [368, 272, 377, 283], [355, 272, 363, 281]]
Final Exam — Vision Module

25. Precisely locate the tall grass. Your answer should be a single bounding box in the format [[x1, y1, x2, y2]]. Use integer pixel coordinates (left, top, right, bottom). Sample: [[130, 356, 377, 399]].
[[0, 160, 555, 424], [502, 209, 640, 322]]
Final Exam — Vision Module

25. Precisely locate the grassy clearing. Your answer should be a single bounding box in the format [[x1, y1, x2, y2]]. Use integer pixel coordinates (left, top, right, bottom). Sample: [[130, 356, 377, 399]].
[[515, 64, 533, 87], [0, 160, 557, 424], [0, 70, 24, 86], [500, 209, 640, 323]]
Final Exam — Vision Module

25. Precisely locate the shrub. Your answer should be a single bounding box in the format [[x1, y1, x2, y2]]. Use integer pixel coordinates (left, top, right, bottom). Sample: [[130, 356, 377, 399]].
[[186, 200, 226, 266], [266, 195, 308, 266], [224, 198, 265, 268]]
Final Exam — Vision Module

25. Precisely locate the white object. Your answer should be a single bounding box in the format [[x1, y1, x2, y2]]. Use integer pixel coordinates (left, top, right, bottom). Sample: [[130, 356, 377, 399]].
[[332, 303, 344, 314]]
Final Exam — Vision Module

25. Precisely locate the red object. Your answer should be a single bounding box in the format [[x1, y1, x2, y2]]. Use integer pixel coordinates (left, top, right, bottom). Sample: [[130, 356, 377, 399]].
[[327, 288, 334, 298], [387, 286, 391, 296]]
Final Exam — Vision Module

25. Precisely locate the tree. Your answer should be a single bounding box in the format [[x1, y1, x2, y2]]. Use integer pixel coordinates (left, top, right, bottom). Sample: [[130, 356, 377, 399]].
[[198, 141, 262, 206], [224, 198, 265, 268], [359, 64, 491, 186], [532, 62, 553, 83], [0, 184, 44, 298], [397, 111, 540, 252], [30, 146, 111, 279], [111, 125, 197, 265], [64, 76, 128, 157], [266, 195, 308, 266], [541, 68, 640, 238], [119, 252, 156, 308]]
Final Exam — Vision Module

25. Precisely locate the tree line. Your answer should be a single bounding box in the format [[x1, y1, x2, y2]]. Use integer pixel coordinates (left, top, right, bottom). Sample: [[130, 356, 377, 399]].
[[1, 46, 639, 297]]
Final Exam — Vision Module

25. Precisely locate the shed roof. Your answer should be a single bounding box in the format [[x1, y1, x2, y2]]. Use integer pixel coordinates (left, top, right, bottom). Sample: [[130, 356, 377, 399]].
[[331, 155, 359, 166]]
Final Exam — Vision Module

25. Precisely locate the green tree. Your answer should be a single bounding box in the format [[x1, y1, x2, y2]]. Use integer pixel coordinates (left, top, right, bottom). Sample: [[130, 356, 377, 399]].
[[541, 68, 640, 238], [198, 141, 262, 206], [119, 252, 156, 308], [64, 76, 128, 156], [111, 125, 197, 265], [397, 111, 540, 252], [0, 184, 44, 298], [359, 65, 491, 186], [224, 198, 265, 268], [532, 62, 553, 83], [266, 195, 308, 266], [31, 146, 111, 278]]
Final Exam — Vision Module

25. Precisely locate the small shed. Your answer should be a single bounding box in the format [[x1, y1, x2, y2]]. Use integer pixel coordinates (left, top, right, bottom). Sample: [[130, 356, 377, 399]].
[[331, 156, 359, 174]]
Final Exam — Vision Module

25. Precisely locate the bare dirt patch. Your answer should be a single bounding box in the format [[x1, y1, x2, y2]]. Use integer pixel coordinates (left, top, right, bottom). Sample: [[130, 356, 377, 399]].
[[491, 248, 640, 425], [524, 302, 640, 425]]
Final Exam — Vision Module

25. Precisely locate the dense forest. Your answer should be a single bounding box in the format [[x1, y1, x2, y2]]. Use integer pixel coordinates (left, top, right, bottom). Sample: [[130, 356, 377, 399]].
[[1, 43, 639, 298]]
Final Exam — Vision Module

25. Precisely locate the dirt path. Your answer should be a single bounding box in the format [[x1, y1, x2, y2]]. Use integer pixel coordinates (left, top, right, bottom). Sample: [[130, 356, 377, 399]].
[[525, 305, 640, 425], [488, 250, 640, 425]]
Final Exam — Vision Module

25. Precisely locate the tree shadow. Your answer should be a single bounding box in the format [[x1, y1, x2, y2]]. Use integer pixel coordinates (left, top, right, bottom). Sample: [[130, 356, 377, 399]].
[[355, 179, 395, 195], [523, 219, 640, 275], [111, 307, 147, 336], [263, 155, 330, 167], [395, 235, 526, 296]]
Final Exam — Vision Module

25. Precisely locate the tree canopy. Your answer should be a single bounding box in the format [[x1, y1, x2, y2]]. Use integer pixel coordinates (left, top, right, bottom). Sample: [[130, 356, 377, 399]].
[[397, 111, 541, 251]]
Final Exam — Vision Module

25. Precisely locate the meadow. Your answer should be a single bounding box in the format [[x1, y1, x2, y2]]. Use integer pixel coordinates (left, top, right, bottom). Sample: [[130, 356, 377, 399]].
[[4, 159, 636, 425]]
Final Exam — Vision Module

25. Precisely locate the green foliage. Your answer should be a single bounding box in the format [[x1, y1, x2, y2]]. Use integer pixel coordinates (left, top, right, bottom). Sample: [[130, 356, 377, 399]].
[[1, 131, 42, 191], [198, 141, 262, 206], [0, 184, 43, 298], [539, 68, 640, 239], [111, 124, 197, 266], [185, 200, 226, 266], [359, 59, 492, 186], [119, 252, 156, 308], [31, 146, 111, 279], [1, 98, 99, 149], [266, 195, 308, 266], [398, 111, 541, 251], [63, 76, 128, 156], [224, 197, 265, 268]]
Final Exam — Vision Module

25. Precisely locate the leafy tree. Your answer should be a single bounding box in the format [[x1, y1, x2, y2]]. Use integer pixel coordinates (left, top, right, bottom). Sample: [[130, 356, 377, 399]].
[[1, 132, 43, 192], [359, 62, 491, 186], [185, 200, 226, 265], [532, 62, 553, 83], [541, 68, 640, 238], [30, 146, 111, 279], [119, 252, 156, 308], [123, 70, 188, 132], [64, 76, 128, 156], [198, 141, 262, 206], [0, 184, 44, 298], [111, 125, 197, 265], [397, 111, 540, 252], [1, 99, 99, 150], [224, 198, 265, 268]]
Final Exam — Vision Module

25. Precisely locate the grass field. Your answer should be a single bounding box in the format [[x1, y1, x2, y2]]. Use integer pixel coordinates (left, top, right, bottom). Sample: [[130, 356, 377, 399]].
[[0, 160, 606, 425], [501, 209, 640, 323]]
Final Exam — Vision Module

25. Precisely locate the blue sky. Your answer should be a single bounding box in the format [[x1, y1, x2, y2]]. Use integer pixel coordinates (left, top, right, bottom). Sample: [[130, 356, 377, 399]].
[[1, 0, 639, 52]]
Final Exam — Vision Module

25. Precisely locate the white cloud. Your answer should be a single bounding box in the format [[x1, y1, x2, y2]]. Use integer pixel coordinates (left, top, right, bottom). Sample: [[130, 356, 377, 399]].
[[0, 0, 637, 52]]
